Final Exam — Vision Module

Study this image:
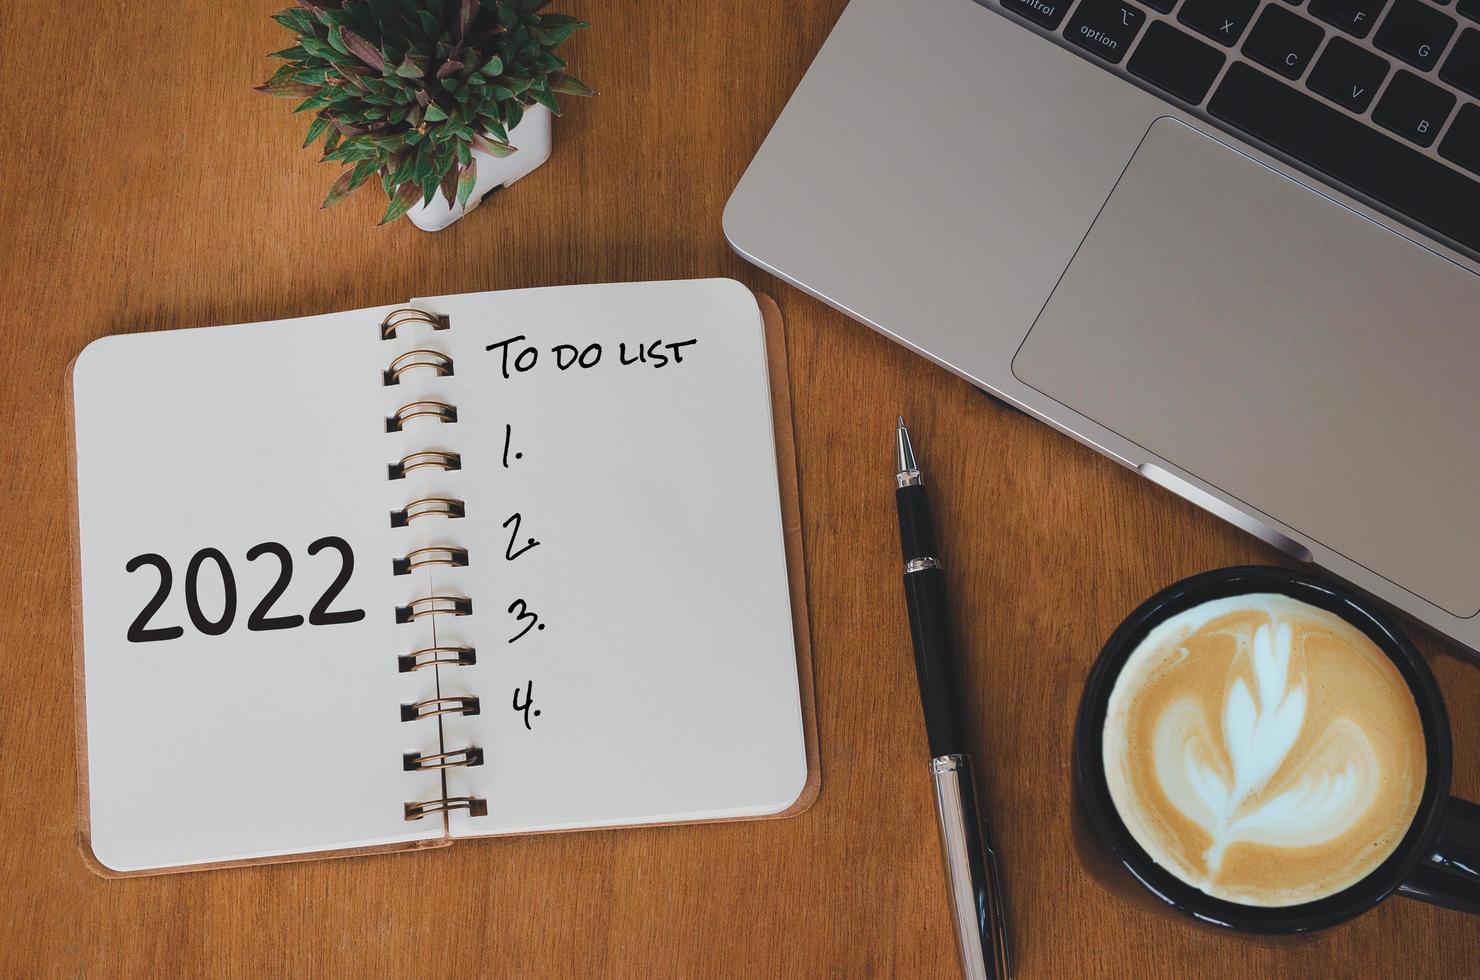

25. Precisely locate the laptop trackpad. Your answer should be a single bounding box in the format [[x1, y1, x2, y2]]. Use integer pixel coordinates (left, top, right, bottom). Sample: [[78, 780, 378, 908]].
[[1012, 117, 1480, 618]]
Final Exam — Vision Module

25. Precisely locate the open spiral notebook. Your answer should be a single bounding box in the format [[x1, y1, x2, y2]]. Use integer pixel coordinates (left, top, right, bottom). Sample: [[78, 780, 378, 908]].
[[68, 279, 817, 876]]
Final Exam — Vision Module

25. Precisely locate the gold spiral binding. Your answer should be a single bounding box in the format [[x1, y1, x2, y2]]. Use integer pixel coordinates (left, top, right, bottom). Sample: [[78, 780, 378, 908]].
[[384, 348, 455, 386], [381, 307, 450, 341], [385, 311, 486, 819], [404, 796, 488, 821], [395, 593, 473, 623], [392, 545, 470, 576], [388, 449, 462, 480], [398, 645, 477, 672], [390, 496, 466, 527], [386, 399, 457, 433], [403, 747, 484, 771], [400, 695, 481, 721]]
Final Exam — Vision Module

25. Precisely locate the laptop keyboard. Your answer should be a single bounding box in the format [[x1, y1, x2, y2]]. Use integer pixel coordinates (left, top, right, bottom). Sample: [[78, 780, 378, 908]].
[[999, 0, 1480, 254]]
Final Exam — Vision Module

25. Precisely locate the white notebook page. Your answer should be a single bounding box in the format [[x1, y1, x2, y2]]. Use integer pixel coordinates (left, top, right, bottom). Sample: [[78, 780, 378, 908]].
[[395, 280, 809, 836], [72, 307, 447, 872]]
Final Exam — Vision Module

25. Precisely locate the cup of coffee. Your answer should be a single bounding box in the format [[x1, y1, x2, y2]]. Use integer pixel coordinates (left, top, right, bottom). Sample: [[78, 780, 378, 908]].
[[1074, 565, 1480, 932]]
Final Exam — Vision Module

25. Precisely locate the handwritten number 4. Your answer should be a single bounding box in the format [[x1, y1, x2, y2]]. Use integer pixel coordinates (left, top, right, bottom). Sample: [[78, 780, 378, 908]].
[[502, 512, 540, 560], [513, 680, 539, 730]]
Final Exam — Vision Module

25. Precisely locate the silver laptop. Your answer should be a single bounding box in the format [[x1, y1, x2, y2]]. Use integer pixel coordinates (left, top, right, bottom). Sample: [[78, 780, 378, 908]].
[[725, 0, 1480, 652]]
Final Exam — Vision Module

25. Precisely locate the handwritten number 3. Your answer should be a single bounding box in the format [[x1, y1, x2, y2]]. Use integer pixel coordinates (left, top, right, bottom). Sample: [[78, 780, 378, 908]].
[[507, 598, 544, 643]]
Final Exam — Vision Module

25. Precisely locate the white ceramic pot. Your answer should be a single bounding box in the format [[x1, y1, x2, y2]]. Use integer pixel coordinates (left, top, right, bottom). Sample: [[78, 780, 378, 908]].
[[407, 103, 553, 232]]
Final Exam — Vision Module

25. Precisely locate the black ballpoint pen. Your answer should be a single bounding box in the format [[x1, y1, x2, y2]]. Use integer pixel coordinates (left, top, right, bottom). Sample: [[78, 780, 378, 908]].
[[895, 417, 1011, 980]]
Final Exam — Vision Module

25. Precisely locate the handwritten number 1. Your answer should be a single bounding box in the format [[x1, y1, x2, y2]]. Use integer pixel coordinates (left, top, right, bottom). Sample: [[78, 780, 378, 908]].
[[503, 512, 541, 560], [501, 423, 523, 468]]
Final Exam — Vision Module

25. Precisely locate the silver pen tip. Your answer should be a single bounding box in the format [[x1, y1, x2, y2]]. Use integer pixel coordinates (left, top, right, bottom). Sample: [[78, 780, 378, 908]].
[[896, 417, 918, 476]]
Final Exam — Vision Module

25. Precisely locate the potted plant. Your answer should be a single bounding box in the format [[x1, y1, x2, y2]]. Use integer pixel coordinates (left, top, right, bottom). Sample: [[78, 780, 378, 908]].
[[258, 0, 593, 230]]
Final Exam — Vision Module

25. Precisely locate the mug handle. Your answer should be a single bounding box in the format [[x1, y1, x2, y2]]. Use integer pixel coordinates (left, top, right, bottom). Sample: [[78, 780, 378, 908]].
[[1397, 797, 1480, 914]]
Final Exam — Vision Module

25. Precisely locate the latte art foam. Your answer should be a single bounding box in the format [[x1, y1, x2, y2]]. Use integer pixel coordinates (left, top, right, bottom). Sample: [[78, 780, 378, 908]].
[[1102, 594, 1426, 907]]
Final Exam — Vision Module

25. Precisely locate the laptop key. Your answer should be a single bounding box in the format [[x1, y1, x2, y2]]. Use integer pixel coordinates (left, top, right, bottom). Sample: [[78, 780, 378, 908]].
[[1243, 5, 1326, 77], [1001, 0, 1073, 30], [1065, 0, 1147, 62], [1439, 28, 1480, 96], [1179, 0, 1261, 44], [1128, 21, 1229, 102], [1142, 0, 1175, 12], [1207, 63, 1480, 253], [1309, 0, 1388, 37], [1438, 103, 1480, 175], [1307, 35, 1391, 110], [1373, 69, 1456, 145], [1461, 0, 1479, 19], [1374, 0, 1457, 70]]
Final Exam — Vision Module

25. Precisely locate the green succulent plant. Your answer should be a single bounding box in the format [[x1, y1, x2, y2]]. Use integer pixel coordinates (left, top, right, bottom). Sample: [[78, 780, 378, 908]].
[[258, 0, 592, 224]]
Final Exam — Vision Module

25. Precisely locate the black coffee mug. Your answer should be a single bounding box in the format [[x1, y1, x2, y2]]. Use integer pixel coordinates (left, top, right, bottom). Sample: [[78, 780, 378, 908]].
[[1073, 565, 1480, 933]]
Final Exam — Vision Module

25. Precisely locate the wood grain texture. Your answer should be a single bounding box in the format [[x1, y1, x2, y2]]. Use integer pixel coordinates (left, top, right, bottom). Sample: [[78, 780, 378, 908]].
[[2, 0, 1476, 975]]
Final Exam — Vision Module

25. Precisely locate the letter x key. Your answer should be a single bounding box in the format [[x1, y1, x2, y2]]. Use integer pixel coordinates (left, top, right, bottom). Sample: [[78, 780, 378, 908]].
[[1178, 0, 1260, 46]]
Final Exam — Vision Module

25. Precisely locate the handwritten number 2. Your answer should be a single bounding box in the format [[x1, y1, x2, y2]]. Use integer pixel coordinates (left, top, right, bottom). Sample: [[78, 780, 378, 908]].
[[245, 542, 304, 631], [503, 512, 541, 561], [306, 536, 366, 625], [125, 554, 185, 642]]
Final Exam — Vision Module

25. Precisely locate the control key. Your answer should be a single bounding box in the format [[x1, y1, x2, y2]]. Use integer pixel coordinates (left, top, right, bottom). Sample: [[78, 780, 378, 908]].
[[1002, 0, 1073, 29]]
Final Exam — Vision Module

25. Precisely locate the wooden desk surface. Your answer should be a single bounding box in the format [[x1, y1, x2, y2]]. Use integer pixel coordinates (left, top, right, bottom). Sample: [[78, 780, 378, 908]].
[[3, 0, 1476, 975]]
